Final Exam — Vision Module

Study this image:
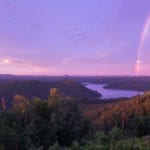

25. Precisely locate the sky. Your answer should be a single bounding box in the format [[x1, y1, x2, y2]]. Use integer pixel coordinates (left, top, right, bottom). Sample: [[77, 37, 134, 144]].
[[0, 0, 150, 76]]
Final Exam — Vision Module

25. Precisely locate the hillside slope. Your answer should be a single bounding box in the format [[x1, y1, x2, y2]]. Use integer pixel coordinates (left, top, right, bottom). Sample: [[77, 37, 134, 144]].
[[0, 80, 101, 107], [83, 92, 150, 136]]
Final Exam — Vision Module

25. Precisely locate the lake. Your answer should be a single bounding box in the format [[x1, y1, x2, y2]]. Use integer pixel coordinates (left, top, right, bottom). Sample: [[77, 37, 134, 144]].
[[84, 83, 144, 99]]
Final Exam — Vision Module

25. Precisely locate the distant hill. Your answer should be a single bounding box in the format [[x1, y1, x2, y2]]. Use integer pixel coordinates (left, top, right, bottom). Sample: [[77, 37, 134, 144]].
[[1, 74, 150, 91], [0, 80, 101, 107], [71, 76, 150, 92], [103, 78, 150, 91]]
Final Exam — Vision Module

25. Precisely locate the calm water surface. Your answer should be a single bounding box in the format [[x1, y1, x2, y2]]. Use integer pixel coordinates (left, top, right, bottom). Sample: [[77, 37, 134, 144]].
[[84, 83, 144, 99]]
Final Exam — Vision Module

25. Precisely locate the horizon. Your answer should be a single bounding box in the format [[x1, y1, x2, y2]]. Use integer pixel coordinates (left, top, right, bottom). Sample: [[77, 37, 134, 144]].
[[1, 73, 150, 78], [0, 0, 150, 75]]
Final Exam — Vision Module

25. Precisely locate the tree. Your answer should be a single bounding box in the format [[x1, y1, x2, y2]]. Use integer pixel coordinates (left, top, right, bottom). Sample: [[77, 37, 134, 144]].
[[13, 95, 29, 113], [48, 88, 62, 106], [1, 97, 6, 110], [13, 94, 30, 125]]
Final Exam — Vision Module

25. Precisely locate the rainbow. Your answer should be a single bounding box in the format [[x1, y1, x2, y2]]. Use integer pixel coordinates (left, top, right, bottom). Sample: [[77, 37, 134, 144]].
[[135, 15, 150, 75]]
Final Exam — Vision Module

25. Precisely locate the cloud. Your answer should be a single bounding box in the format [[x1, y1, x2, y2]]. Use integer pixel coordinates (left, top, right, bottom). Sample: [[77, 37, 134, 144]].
[[57, 19, 106, 44], [98, 52, 111, 59], [60, 55, 112, 67], [113, 43, 125, 48], [0, 58, 11, 64], [58, 23, 87, 42], [0, 56, 58, 75], [136, 60, 142, 64], [0, 57, 23, 65], [62, 58, 71, 65]]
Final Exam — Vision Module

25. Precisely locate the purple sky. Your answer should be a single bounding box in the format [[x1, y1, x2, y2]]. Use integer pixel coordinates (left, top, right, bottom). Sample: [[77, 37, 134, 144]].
[[0, 0, 150, 75]]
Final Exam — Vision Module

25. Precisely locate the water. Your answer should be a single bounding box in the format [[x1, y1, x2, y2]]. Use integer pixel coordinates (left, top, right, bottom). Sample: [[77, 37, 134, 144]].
[[84, 83, 144, 99]]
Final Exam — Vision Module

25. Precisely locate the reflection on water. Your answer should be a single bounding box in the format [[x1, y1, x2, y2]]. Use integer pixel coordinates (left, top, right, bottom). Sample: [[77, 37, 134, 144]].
[[84, 83, 144, 99]]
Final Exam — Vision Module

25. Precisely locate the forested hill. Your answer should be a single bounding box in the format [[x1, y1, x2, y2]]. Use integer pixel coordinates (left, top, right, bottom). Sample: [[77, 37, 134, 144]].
[[0, 87, 149, 149], [83, 91, 150, 137], [103, 77, 150, 92], [0, 80, 101, 107]]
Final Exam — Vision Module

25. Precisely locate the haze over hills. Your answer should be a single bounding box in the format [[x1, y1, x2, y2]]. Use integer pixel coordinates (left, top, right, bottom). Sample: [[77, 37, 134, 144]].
[[1, 74, 150, 91]]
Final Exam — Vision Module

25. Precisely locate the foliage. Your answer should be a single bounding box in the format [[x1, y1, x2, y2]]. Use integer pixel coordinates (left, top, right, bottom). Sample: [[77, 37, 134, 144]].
[[0, 86, 149, 150], [83, 93, 150, 136], [0, 89, 93, 150]]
